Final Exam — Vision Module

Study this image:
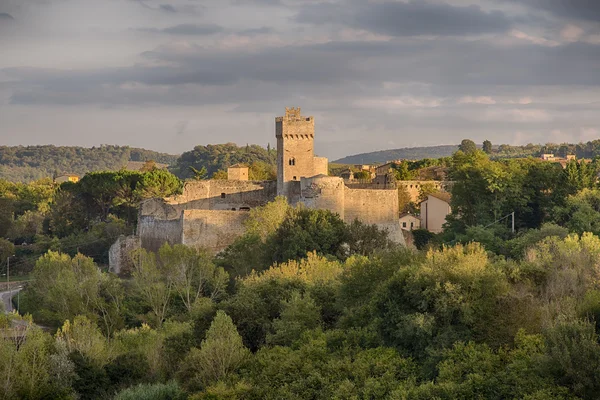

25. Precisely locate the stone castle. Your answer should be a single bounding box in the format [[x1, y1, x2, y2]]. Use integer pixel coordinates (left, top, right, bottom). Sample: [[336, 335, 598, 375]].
[[109, 108, 405, 273]]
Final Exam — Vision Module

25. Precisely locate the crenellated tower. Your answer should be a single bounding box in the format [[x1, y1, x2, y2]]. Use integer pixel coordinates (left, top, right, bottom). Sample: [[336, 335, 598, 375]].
[[276, 107, 316, 196]]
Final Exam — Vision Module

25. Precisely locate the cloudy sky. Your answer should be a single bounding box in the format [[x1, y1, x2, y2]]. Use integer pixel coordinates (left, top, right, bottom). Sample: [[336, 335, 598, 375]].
[[0, 0, 599, 159]]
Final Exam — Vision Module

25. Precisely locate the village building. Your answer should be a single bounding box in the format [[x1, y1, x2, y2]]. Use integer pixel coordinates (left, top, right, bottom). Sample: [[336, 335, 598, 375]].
[[227, 164, 249, 181], [54, 174, 80, 184], [399, 213, 421, 231], [420, 192, 452, 233]]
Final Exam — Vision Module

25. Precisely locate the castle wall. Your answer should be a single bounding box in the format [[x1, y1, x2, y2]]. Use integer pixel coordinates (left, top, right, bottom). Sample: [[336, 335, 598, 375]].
[[344, 187, 405, 245], [181, 210, 249, 253], [397, 181, 447, 202], [109, 235, 140, 276], [154, 180, 276, 212], [138, 214, 184, 253], [344, 187, 399, 225], [300, 176, 345, 219]]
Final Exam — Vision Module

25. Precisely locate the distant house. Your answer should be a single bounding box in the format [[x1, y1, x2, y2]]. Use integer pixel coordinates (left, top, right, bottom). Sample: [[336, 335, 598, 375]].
[[399, 213, 421, 231], [227, 164, 249, 181], [54, 174, 80, 184], [540, 154, 555, 161], [340, 168, 354, 181], [420, 192, 451, 233], [375, 162, 398, 176]]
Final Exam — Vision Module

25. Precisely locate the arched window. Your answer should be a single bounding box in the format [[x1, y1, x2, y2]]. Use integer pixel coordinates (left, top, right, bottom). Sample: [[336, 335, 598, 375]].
[[289, 158, 296, 166]]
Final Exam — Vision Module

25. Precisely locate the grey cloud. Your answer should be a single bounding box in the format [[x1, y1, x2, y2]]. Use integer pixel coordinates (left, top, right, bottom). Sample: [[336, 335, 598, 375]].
[[159, 4, 176, 13], [295, 1, 512, 36], [5, 37, 600, 108], [502, 0, 600, 22], [140, 23, 224, 35], [239, 26, 273, 35]]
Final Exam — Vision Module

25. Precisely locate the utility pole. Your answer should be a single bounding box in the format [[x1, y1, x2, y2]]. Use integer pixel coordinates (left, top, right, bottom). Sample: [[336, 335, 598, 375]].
[[6, 256, 11, 312], [511, 212, 515, 233]]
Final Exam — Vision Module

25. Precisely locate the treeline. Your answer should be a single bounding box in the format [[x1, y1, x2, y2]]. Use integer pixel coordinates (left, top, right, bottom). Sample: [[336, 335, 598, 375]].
[[172, 143, 276, 180], [493, 140, 600, 159], [0, 145, 179, 182], [0, 169, 182, 272], [5, 197, 600, 398]]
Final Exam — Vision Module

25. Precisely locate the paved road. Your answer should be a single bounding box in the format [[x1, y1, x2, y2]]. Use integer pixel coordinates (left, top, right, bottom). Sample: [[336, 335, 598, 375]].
[[1, 288, 22, 313]]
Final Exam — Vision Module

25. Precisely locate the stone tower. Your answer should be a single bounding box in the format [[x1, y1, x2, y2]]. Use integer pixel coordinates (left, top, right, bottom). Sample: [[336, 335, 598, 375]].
[[276, 107, 315, 196]]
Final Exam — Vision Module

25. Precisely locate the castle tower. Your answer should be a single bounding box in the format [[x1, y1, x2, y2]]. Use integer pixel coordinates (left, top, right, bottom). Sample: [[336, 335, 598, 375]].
[[276, 107, 316, 196]]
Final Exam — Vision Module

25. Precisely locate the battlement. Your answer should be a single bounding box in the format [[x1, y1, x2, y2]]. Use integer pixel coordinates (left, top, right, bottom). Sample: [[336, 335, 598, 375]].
[[275, 107, 313, 123]]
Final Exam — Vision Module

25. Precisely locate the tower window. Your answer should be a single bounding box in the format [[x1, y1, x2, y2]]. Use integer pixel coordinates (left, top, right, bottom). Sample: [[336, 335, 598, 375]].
[[289, 158, 296, 166], [221, 193, 226, 198], [293, 176, 297, 180]]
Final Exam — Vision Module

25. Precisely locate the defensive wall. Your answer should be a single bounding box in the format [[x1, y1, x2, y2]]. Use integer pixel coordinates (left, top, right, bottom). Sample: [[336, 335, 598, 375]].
[[299, 175, 406, 245], [181, 210, 249, 253], [346, 180, 450, 203]]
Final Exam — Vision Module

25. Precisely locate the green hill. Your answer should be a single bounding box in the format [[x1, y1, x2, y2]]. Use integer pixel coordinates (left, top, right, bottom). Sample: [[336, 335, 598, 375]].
[[333, 145, 459, 164], [0, 145, 179, 182]]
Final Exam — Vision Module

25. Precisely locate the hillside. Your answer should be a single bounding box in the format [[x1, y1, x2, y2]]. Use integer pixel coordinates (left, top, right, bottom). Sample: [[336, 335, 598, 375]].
[[333, 145, 459, 164], [0, 145, 179, 182]]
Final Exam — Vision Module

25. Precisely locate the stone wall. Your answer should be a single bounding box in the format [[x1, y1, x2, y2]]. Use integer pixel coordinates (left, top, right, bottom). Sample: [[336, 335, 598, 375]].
[[138, 215, 183, 253], [397, 181, 448, 202], [142, 180, 277, 215], [299, 176, 345, 219], [344, 187, 399, 225], [181, 210, 249, 253], [108, 235, 140, 276]]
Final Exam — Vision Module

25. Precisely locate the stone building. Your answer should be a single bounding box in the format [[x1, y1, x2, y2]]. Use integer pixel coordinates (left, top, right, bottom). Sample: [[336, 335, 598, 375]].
[[110, 107, 405, 273], [399, 213, 421, 231], [420, 192, 452, 233], [227, 164, 249, 181]]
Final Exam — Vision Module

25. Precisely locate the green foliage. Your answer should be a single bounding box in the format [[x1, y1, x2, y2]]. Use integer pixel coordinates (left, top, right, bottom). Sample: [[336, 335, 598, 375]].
[[132, 244, 227, 327], [267, 291, 322, 346], [173, 143, 275, 179], [353, 170, 371, 180], [26, 251, 124, 332], [114, 381, 186, 400], [177, 311, 249, 392], [412, 229, 436, 250], [459, 139, 478, 155], [266, 207, 348, 264], [483, 140, 493, 154], [541, 318, 600, 399]]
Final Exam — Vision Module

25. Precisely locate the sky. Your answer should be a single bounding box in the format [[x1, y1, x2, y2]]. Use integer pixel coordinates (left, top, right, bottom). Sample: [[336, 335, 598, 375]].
[[0, 0, 599, 160]]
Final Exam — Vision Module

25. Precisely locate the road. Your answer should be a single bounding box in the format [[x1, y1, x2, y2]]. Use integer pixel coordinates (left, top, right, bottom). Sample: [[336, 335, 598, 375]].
[[1, 287, 23, 313]]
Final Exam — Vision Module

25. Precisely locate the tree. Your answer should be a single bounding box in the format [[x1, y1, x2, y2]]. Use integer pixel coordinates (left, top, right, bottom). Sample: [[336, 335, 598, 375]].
[[353, 170, 371, 180], [459, 139, 478, 155], [131, 249, 173, 328], [158, 244, 228, 312], [482, 140, 493, 154], [244, 196, 290, 240], [266, 207, 349, 264], [177, 311, 249, 391], [211, 170, 228, 180], [267, 291, 321, 346]]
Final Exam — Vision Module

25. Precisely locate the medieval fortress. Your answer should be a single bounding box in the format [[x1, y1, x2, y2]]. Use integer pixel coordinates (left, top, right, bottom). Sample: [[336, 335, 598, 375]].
[[110, 107, 415, 272]]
